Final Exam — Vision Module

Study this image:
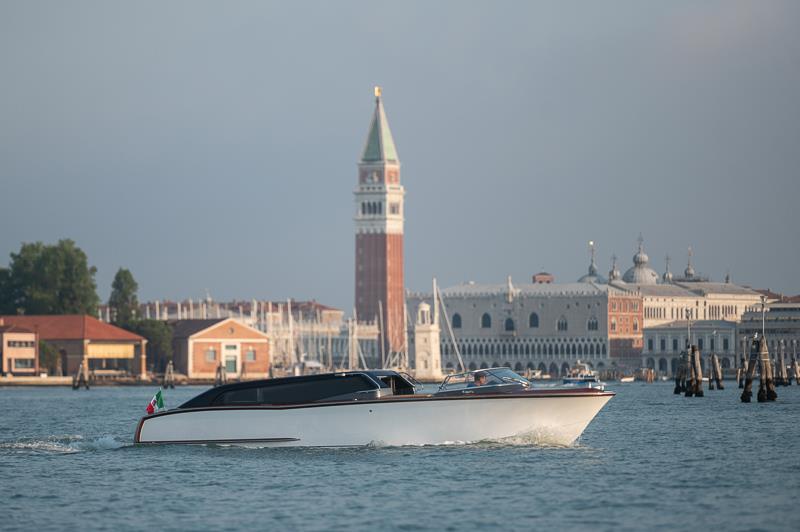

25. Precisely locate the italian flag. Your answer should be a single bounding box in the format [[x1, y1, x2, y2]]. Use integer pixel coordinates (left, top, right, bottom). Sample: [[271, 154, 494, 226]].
[[146, 389, 165, 415]]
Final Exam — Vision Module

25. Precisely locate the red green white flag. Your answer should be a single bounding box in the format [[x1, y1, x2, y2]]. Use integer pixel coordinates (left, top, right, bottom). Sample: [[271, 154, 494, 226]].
[[146, 389, 165, 414]]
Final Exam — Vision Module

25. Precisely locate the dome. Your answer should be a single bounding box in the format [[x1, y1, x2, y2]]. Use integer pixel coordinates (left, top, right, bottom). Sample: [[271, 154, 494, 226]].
[[684, 246, 696, 279], [578, 241, 607, 284], [662, 255, 673, 283], [608, 255, 622, 282], [622, 236, 659, 285]]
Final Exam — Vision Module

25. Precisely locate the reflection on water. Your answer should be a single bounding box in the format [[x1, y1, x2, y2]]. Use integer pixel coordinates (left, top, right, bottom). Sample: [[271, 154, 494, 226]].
[[1, 384, 798, 531]]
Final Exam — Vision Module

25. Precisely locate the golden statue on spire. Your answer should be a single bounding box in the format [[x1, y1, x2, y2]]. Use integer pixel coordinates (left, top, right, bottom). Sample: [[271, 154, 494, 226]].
[[374, 86, 382, 99]]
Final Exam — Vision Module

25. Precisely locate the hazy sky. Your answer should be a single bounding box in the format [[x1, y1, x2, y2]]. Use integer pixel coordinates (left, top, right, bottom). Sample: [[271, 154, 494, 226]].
[[1, 1, 798, 309]]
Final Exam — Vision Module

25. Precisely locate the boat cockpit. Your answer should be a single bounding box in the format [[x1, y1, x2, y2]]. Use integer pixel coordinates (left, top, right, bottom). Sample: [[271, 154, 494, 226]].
[[177, 370, 422, 409], [434, 367, 531, 397]]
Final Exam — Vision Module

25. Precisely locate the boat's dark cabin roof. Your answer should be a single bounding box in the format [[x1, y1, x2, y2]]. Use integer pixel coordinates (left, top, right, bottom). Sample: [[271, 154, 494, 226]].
[[179, 370, 416, 408]]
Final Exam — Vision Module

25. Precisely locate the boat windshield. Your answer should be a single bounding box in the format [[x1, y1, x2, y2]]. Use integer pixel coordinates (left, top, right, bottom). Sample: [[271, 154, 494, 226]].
[[438, 367, 530, 392]]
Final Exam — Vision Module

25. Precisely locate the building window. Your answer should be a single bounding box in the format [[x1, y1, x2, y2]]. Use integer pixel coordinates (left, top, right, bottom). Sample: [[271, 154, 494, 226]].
[[710, 338, 715, 351], [452, 313, 462, 329], [610, 318, 617, 332], [389, 203, 400, 215], [557, 316, 568, 332], [673, 338, 679, 351], [14, 359, 34, 369], [648, 338, 654, 351], [723, 338, 730, 351], [698, 338, 704, 350], [529, 313, 539, 328], [612, 301, 618, 311], [587, 317, 598, 331], [481, 313, 492, 328], [633, 319, 639, 332], [246, 349, 256, 362], [660, 338, 666, 352], [205, 348, 217, 362], [504, 318, 515, 332], [633, 302, 639, 311]]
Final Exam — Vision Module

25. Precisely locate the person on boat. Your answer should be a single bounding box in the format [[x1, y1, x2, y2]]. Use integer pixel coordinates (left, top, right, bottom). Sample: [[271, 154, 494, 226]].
[[469, 371, 488, 387]]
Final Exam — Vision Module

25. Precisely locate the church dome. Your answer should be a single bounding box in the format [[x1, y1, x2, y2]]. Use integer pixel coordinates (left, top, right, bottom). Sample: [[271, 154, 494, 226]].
[[608, 255, 622, 282], [578, 241, 607, 284], [622, 236, 659, 285], [683, 247, 696, 279], [662, 255, 673, 283]]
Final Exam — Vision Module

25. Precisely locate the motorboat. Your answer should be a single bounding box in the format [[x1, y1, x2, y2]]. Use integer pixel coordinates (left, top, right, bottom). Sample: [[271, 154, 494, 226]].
[[619, 376, 635, 383], [563, 361, 605, 389], [134, 367, 614, 447]]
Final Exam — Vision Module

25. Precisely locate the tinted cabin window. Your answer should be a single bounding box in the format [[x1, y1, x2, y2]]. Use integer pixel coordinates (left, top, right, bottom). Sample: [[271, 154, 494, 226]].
[[213, 375, 376, 406], [218, 387, 258, 405]]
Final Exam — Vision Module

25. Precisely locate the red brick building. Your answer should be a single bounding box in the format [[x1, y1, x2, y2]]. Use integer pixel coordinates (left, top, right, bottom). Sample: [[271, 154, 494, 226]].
[[171, 318, 270, 380], [608, 294, 644, 364], [355, 87, 405, 354]]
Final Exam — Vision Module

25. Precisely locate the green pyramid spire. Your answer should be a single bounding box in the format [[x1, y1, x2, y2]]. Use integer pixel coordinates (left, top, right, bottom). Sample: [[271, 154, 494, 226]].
[[361, 87, 399, 163]]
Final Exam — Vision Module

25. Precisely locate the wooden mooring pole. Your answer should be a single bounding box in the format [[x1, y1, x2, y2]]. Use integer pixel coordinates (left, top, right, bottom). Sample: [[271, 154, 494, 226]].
[[740, 336, 760, 403], [72, 360, 90, 390], [674, 350, 688, 394], [214, 362, 228, 387], [691, 345, 704, 397], [776, 342, 788, 386], [755, 335, 777, 402], [711, 353, 724, 390], [161, 360, 175, 389], [737, 338, 747, 389]]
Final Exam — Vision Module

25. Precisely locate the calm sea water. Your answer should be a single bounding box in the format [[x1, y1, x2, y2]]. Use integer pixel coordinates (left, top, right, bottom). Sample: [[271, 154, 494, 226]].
[[0, 382, 798, 531]]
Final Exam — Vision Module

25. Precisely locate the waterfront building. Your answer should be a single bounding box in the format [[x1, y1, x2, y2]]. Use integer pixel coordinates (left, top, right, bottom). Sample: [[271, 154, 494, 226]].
[[0, 315, 146, 378], [354, 87, 405, 356], [642, 320, 737, 376], [0, 318, 39, 376], [738, 302, 800, 364], [171, 318, 270, 380], [606, 237, 762, 328], [411, 300, 443, 381], [105, 298, 380, 373], [407, 276, 644, 376]]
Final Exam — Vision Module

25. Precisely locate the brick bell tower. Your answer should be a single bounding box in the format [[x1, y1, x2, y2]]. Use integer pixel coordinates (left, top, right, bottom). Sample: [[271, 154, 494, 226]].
[[355, 87, 405, 355]]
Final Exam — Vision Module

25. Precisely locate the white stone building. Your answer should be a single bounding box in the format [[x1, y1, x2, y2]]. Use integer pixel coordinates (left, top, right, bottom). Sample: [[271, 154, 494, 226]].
[[407, 276, 644, 376], [642, 320, 738, 376]]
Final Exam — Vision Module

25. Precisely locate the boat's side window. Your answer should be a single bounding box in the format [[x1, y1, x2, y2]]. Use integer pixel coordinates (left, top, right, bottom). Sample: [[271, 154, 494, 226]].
[[257, 375, 376, 404], [215, 387, 258, 405]]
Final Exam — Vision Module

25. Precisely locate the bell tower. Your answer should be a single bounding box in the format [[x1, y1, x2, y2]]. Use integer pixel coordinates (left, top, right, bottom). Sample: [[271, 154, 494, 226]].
[[355, 87, 405, 355]]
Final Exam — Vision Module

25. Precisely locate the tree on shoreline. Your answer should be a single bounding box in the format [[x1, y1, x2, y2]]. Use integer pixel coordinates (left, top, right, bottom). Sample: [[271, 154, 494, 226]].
[[106, 268, 173, 371], [109, 268, 139, 327], [0, 239, 99, 315]]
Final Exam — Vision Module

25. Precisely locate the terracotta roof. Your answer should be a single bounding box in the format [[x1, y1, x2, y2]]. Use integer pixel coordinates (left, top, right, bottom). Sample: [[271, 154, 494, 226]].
[[0, 324, 35, 334], [0, 315, 144, 341]]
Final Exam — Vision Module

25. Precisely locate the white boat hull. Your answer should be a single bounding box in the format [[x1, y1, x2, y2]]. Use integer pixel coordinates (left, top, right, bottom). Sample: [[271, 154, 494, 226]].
[[136, 391, 613, 447]]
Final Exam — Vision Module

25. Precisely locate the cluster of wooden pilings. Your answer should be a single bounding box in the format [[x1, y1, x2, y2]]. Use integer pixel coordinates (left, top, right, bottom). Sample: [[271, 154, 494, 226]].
[[673, 346, 725, 396], [674, 346, 704, 396], [72, 360, 92, 390], [740, 336, 778, 402]]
